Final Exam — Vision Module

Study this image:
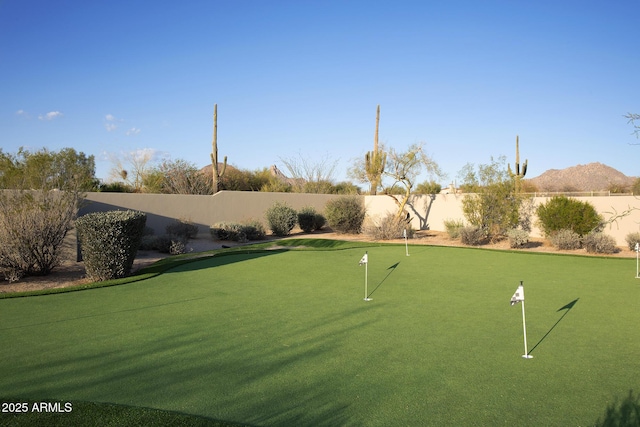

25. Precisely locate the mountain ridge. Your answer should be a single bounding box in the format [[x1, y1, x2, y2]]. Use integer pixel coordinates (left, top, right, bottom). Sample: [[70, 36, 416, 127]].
[[526, 162, 637, 192]]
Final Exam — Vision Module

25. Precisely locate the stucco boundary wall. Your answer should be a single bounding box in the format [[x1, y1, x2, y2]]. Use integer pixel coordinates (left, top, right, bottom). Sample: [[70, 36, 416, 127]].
[[80, 191, 343, 237], [364, 193, 640, 247], [79, 191, 640, 246]]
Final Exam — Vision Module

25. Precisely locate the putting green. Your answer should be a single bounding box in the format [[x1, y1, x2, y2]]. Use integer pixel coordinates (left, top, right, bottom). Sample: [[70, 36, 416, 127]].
[[1, 243, 639, 426]]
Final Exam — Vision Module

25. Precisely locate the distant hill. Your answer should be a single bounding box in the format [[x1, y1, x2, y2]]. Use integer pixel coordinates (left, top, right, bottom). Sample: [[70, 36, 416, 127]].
[[199, 163, 239, 177], [525, 162, 637, 192]]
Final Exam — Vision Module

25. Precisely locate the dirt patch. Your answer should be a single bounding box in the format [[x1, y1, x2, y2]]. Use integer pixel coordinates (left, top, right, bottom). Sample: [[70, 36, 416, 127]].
[[1, 230, 634, 294]]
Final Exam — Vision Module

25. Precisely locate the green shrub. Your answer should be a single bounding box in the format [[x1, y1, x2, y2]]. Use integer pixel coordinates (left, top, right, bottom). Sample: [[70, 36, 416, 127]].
[[549, 229, 581, 250], [536, 196, 603, 236], [298, 207, 320, 233], [324, 196, 366, 234], [313, 213, 326, 231], [210, 221, 266, 242], [364, 214, 414, 240], [76, 210, 146, 281], [506, 228, 529, 249], [242, 220, 267, 240], [460, 226, 485, 246], [583, 231, 618, 254], [625, 232, 640, 251], [156, 235, 177, 254], [165, 219, 198, 240], [211, 222, 242, 241], [265, 202, 298, 236], [139, 235, 159, 250], [444, 218, 465, 239]]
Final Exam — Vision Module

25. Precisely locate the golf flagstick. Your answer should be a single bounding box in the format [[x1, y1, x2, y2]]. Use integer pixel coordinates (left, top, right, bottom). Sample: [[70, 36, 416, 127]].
[[636, 242, 640, 279], [510, 281, 532, 359], [403, 229, 409, 256], [359, 252, 371, 301]]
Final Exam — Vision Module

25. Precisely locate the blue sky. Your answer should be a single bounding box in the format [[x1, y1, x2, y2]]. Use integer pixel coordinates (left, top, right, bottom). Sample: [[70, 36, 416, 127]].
[[1, 0, 639, 187]]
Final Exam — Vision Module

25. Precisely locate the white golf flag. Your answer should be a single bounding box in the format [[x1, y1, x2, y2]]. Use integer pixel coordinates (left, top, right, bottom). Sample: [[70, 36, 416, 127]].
[[510, 284, 524, 306], [359, 253, 368, 266], [403, 229, 407, 238]]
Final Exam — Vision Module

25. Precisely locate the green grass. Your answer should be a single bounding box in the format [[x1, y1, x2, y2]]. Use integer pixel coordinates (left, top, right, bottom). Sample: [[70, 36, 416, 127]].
[[1, 239, 639, 426]]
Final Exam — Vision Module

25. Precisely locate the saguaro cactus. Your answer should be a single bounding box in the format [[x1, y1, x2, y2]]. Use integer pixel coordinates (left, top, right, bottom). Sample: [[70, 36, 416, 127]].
[[365, 105, 386, 195], [508, 135, 527, 194], [210, 104, 227, 194]]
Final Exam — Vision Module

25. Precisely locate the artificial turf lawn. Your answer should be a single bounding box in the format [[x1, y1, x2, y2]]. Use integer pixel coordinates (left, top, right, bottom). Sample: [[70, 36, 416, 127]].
[[0, 240, 639, 426]]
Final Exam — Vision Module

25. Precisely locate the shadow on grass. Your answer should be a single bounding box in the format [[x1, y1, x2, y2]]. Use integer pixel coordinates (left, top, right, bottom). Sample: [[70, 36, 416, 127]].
[[528, 298, 579, 356], [594, 389, 640, 427], [1, 303, 376, 426], [368, 262, 400, 297]]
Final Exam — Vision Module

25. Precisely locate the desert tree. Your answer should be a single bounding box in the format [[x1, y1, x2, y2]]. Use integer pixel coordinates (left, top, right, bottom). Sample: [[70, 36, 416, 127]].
[[0, 147, 95, 281], [108, 148, 156, 192], [625, 113, 640, 139], [145, 159, 212, 194], [279, 152, 338, 193], [383, 143, 444, 218], [458, 156, 532, 241]]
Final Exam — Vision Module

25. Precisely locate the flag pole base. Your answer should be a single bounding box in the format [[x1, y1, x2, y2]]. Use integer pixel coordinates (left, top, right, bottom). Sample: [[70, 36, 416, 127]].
[[364, 298, 372, 301], [522, 354, 533, 359]]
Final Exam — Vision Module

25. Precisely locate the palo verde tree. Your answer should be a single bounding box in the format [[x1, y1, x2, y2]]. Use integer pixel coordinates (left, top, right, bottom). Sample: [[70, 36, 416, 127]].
[[0, 147, 96, 281], [625, 113, 640, 139], [383, 143, 444, 218]]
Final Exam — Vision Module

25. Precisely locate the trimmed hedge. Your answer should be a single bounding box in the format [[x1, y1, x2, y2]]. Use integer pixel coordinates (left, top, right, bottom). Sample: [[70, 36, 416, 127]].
[[76, 210, 146, 281]]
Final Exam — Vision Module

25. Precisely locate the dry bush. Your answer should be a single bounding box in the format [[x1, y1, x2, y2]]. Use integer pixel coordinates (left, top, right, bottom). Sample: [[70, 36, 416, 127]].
[[0, 190, 77, 282], [549, 229, 581, 250], [364, 214, 414, 240]]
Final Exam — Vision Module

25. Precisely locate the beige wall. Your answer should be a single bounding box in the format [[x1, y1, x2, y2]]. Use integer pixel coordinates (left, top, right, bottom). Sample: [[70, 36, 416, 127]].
[[79, 191, 640, 246], [364, 193, 640, 246], [81, 191, 343, 235]]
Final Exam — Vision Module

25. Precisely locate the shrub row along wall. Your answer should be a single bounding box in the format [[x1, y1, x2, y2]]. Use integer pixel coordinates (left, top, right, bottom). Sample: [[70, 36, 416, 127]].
[[365, 193, 640, 246], [80, 191, 341, 237], [79, 191, 640, 246]]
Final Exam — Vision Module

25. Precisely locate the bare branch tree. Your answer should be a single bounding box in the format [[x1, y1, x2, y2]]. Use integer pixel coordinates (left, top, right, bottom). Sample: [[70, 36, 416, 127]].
[[279, 152, 338, 193], [108, 149, 157, 192], [625, 113, 640, 140], [384, 143, 444, 218]]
